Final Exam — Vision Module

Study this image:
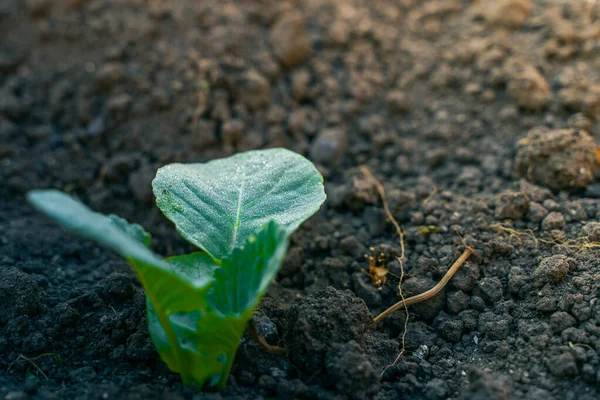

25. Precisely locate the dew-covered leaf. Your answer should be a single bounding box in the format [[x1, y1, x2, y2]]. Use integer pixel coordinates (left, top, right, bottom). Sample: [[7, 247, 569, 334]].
[[152, 148, 325, 259]]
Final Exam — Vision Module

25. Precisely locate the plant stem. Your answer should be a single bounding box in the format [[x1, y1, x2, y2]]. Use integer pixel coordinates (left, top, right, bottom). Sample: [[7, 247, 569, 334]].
[[371, 247, 474, 326]]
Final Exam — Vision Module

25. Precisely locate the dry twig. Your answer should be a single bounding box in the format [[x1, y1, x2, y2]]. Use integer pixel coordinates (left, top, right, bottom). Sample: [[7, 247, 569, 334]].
[[248, 319, 287, 356], [372, 246, 474, 326]]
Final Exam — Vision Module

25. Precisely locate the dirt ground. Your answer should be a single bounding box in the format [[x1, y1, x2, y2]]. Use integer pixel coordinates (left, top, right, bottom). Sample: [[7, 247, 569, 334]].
[[2, 0, 600, 399]]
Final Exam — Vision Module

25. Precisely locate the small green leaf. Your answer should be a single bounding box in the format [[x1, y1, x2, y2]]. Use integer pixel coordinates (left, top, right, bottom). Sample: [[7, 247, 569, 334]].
[[164, 221, 288, 389], [152, 148, 325, 259], [208, 221, 288, 316]]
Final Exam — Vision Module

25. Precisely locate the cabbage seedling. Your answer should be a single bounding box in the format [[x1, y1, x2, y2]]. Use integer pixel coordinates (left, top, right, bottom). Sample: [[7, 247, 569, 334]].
[[27, 148, 326, 389]]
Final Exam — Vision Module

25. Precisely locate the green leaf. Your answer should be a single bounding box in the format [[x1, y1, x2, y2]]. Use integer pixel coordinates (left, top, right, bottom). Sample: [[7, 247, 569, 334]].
[[107, 214, 152, 247], [26, 190, 211, 304], [165, 252, 218, 286], [162, 221, 288, 389], [208, 220, 288, 316], [27, 189, 164, 269], [153, 148, 325, 259], [26, 190, 214, 384]]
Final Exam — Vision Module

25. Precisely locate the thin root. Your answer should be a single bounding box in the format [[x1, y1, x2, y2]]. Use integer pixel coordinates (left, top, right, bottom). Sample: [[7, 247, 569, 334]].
[[360, 166, 403, 243], [380, 256, 410, 377], [491, 223, 538, 247], [7, 353, 59, 380]]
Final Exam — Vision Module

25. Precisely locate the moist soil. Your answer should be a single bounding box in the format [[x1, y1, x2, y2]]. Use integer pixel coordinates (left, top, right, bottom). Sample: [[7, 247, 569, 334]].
[[2, 0, 600, 399]]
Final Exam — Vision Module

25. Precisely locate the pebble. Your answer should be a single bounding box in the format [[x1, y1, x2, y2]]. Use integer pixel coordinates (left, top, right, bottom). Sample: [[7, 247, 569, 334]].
[[494, 190, 529, 220], [526, 202, 548, 223], [550, 311, 576, 332], [270, 12, 312, 68], [541, 212, 565, 231], [96, 62, 126, 88], [532, 255, 572, 287], [547, 352, 578, 377], [309, 128, 347, 166], [515, 128, 597, 190]]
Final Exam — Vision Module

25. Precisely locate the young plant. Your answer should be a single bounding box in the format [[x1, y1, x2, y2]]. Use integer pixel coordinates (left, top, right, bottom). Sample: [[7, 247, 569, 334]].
[[27, 148, 326, 389]]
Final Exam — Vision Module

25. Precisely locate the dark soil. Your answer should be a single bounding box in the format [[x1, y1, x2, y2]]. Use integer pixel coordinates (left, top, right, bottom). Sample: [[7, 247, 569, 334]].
[[2, 0, 600, 399]]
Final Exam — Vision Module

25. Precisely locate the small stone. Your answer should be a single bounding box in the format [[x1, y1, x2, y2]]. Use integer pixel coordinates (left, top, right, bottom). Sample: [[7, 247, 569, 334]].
[[532, 255, 572, 287], [340, 236, 361, 255], [238, 70, 270, 111], [438, 318, 464, 343], [515, 128, 597, 190], [504, 59, 551, 110], [580, 222, 600, 242], [494, 190, 529, 219], [478, 312, 510, 340], [526, 202, 548, 223], [328, 20, 351, 46], [451, 262, 480, 292], [508, 268, 529, 297], [251, 313, 279, 345], [483, 0, 533, 28], [547, 352, 578, 377], [309, 128, 347, 166], [550, 311, 576, 333], [519, 180, 553, 203], [96, 62, 126, 88], [270, 12, 312, 68], [447, 290, 469, 314], [541, 212, 565, 231], [477, 277, 503, 303]]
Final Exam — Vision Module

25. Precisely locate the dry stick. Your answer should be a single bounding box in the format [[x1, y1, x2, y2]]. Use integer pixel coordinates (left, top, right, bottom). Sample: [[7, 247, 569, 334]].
[[248, 319, 287, 356], [372, 246, 474, 326]]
